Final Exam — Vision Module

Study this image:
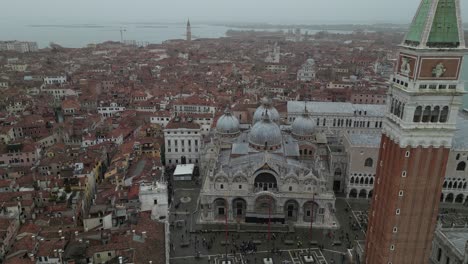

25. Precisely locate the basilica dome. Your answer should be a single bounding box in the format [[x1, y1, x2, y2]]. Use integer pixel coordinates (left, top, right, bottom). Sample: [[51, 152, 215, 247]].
[[291, 111, 315, 139], [216, 110, 240, 137], [249, 112, 282, 150], [252, 97, 280, 124]]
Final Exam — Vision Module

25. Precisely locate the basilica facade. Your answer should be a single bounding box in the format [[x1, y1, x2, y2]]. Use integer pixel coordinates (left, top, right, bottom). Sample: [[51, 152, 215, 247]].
[[198, 99, 338, 228]]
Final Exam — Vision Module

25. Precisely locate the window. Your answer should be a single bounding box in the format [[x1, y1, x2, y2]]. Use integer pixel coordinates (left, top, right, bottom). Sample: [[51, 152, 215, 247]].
[[456, 154, 460, 160], [239, 185, 242, 189], [154, 199, 158, 205], [364, 158, 373, 167], [440, 106, 449, 123], [108, 252, 112, 257], [399, 190, 404, 197], [437, 248, 442, 261], [419, 84, 427, 89], [220, 184, 224, 189], [422, 106, 431, 122], [457, 161, 466, 171], [390, 245, 395, 251], [396, 209, 400, 215], [402, 171, 407, 177], [449, 84, 457, 89], [289, 186, 292, 191], [393, 227, 398, 233], [431, 106, 440, 123], [405, 151, 410, 157], [413, 106, 422, 122]]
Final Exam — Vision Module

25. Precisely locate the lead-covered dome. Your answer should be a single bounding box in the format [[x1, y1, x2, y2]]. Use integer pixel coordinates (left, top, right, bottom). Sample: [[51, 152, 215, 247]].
[[216, 109, 240, 137], [253, 97, 280, 124], [249, 112, 282, 150], [291, 108, 315, 140]]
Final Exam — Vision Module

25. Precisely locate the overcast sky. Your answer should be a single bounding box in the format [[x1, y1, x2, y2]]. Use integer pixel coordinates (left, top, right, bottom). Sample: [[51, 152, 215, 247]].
[[1, 0, 467, 25]]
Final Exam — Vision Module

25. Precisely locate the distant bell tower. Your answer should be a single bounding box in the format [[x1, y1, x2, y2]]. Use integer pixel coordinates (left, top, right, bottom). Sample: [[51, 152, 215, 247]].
[[365, 0, 466, 263], [186, 19, 191, 41]]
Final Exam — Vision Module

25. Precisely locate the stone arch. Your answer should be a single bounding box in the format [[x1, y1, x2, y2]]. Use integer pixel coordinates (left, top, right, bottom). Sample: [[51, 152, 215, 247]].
[[369, 177, 374, 185], [215, 176, 228, 183], [455, 194, 464, 203], [456, 161, 466, 171], [440, 106, 449, 123], [448, 181, 453, 189], [232, 198, 247, 221], [255, 195, 276, 215], [303, 201, 319, 222], [431, 106, 440, 123], [413, 106, 422, 122], [360, 177, 364, 184], [359, 189, 367, 198], [364, 177, 369, 185], [349, 189, 358, 198], [284, 199, 300, 222], [233, 176, 248, 183], [459, 181, 464, 189], [422, 106, 431, 123], [443, 181, 448, 188], [254, 172, 278, 192], [350, 177, 355, 184], [213, 198, 228, 220], [445, 193, 454, 203], [284, 176, 299, 185]]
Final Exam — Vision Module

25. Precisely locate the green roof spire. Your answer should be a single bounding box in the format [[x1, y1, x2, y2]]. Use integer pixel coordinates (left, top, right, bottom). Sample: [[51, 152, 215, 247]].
[[403, 0, 465, 48]]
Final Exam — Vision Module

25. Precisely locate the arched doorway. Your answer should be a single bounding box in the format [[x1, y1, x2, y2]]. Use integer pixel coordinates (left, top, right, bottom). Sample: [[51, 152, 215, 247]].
[[255, 195, 275, 214], [445, 193, 454, 203], [248, 195, 281, 224], [284, 199, 299, 222], [455, 194, 464, 203], [349, 189, 358, 198], [303, 201, 319, 223], [232, 198, 247, 221], [254, 173, 278, 192], [333, 168, 342, 192], [213, 198, 227, 220], [359, 189, 367, 198]]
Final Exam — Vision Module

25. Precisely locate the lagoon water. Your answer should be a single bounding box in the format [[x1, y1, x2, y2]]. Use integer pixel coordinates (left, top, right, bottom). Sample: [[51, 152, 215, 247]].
[[0, 21, 339, 48], [0, 20, 467, 105]]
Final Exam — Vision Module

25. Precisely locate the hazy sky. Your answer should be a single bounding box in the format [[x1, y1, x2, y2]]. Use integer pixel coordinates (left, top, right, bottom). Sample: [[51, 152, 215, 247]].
[[2, 0, 467, 25]]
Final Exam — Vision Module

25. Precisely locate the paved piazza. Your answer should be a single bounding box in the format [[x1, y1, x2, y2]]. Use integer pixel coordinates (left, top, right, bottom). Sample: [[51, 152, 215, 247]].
[[169, 179, 372, 264]]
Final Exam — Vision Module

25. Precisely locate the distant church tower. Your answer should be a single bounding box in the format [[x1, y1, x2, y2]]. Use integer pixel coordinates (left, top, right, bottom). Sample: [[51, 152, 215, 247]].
[[365, 0, 466, 263], [186, 19, 191, 42]]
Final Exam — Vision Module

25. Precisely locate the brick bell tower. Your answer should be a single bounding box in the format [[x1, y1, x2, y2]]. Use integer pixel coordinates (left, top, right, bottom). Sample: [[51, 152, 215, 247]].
[[186, 19, 192, 42], [365, 0, 466, 263]]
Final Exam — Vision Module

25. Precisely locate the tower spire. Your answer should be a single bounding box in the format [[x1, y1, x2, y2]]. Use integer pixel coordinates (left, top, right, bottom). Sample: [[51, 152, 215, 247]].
[[403, 0, 465, 48], [186, 18, 192, 42]]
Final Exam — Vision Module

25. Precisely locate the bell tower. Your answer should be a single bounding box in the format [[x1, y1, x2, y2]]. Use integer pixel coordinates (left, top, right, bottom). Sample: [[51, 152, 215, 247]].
[[365, 0, 466, 263], [186, 19, 192, 42]]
